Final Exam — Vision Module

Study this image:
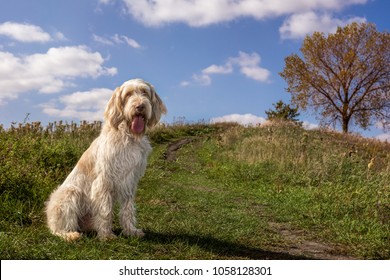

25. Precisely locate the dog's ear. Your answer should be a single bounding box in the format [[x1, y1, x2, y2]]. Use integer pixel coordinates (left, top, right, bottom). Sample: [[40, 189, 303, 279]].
[[104, 87, 124, 129], [148, 89, 167, 128]]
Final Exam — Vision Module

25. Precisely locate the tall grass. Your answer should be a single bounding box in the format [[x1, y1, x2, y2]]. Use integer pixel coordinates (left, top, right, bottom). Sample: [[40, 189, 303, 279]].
[[0, 121, 101, 229], [213, 122, 390, 258]]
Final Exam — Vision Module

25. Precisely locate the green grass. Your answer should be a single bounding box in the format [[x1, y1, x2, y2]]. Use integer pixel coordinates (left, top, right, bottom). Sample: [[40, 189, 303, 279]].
[[0, 121, 389, 259]]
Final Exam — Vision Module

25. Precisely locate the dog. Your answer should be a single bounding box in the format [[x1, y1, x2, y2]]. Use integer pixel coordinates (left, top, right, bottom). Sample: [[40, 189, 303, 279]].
[[45, 78, 167, 241]]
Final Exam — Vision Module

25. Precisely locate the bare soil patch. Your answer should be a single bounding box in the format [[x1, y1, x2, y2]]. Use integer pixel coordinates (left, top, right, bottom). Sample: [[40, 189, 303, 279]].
[[163, 138, 194, 161], [269, 222, 357, 259]]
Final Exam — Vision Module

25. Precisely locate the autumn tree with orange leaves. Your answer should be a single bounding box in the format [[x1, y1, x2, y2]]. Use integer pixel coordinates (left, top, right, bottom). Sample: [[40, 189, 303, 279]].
[[280, 22, 389, 133]]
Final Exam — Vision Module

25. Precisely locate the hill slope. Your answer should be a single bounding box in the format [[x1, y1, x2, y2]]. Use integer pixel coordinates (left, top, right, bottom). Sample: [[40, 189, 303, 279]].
[[0, 122, 389, 259]]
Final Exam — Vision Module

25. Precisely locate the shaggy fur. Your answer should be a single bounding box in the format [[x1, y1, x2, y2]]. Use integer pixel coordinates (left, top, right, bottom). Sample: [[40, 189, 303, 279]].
[[45, 79, 167, 241]]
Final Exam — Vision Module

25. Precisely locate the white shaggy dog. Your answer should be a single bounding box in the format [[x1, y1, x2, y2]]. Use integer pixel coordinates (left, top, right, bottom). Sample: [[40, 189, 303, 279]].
[[46, 79, 167, 241]]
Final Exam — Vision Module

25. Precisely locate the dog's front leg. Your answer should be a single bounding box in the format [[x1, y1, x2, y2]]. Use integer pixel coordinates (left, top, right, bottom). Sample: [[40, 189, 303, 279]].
[[91, 176, 116, 240], [119, 193, 145, 237]]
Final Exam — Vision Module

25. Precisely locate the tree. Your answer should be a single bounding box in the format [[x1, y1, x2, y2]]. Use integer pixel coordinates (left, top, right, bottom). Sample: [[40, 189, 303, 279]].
[[280, 22, 390, 133], [265, 100, 301, 124]]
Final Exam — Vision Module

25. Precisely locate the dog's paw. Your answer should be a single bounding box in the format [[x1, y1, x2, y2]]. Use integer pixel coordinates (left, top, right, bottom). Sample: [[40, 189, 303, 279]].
[[56, 231, 82, 242], [123, 228, 145, 238], [98, 232, 117, 241]]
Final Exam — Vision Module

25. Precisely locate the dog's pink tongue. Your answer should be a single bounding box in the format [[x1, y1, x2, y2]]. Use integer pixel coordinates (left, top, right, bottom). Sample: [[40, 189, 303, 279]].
[[131, 116, 145, 134]]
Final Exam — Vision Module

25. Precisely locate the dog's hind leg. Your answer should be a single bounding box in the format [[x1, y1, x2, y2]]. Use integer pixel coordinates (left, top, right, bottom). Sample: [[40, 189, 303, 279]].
[[46, 185, 86, 241]]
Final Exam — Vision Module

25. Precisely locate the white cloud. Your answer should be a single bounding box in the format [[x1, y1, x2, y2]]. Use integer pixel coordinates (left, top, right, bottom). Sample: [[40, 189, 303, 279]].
[[375, 120, 389, 131], [180, 80, 190, 87], [192, 73, 212, 86], [211, 113, 266, 126], [202, 64, 233, 75], [92, 34, 114, 45], [54, 31, 67, 41], [119, 36, 141, 48], [302, 120, 319, 130], [375, 133, 390, 143], [0, 21, 51, 43], [186, 51, 270, 86], [41, 88, 113, 121], [120, 0, 368, 27], [279, 11, 366, 39], [0, 46, 117, 104], [112, 34, 141, 48], [230, 51, 271, 82], [93, 33, 141, 48], [99, 0, 114, 4], [240, 66, 271, 82]]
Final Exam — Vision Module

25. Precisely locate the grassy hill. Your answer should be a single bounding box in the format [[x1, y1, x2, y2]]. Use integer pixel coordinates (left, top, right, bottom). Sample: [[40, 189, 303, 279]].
[[0, 121, 389, 259]]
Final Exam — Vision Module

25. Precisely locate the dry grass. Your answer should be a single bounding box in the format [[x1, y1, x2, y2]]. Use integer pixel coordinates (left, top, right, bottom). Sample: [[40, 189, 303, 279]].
[[219, 122, 389, 178]]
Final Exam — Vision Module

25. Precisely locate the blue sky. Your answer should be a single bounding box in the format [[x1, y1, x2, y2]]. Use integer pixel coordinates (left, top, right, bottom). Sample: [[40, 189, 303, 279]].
[[0, 0, 389, 140]]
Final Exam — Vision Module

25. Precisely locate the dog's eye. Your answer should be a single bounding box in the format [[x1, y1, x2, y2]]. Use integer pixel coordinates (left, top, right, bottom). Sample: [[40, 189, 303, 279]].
[[140, 89, 149, 96]]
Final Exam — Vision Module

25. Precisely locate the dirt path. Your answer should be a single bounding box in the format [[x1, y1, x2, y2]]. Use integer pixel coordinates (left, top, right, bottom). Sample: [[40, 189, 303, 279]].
[[163, 138, 194, 161], [269, 222, 356, 260], [163, 137, 356, 260]]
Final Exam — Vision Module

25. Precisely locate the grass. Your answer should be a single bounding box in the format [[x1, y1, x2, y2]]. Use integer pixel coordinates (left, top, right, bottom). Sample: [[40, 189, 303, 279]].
[[0, 121, 389, 259]]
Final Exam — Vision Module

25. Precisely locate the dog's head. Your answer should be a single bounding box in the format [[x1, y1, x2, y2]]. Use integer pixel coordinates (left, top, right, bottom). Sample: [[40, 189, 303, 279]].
[[104, 79, 167, 135]]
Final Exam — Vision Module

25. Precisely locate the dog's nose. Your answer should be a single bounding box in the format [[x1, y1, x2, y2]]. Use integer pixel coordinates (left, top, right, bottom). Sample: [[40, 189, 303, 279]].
[[136, 104, 145, 112]]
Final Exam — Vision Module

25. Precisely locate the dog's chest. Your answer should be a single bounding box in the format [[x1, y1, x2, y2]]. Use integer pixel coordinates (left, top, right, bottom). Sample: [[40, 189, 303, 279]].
[[109, 138, 151, 180]]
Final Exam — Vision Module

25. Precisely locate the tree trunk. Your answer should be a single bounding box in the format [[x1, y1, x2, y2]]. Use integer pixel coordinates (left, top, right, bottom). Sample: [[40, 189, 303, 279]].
[[342, 116, 350, 133]]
